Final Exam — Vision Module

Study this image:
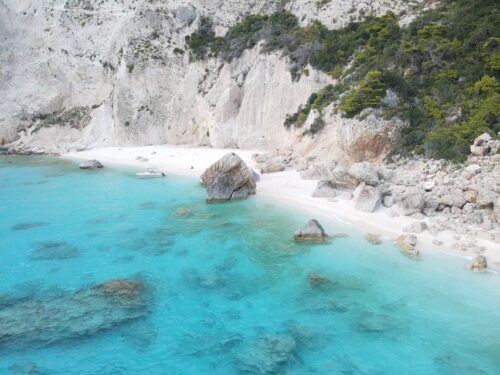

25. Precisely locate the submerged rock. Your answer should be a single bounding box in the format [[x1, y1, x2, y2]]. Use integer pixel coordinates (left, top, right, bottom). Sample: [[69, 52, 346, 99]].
[[200, 153, 256, 202], [395, 235, 419, 257], [79, 159, 103, 169], [11, 222, 48, 231], [365, 233, 382, 245], [294, 219, 328, 242], [308, 273, 330, 286], [0, 278, 151, 350], [469, 255, 487, 272], [30, 241, 79, 260], [236, 334, 297, 374]]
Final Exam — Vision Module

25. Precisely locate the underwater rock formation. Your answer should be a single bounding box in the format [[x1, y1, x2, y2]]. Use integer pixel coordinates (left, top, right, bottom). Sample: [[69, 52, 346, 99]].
[[236, 333, 297, 374], [0, 279, 151, 350], [11, 222, 48, 231], [200, 153, 256, 202], [30, 241, 80, 260]]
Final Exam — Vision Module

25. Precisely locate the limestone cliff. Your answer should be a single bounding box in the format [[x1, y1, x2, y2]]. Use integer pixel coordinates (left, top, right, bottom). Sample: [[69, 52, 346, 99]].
[[0, 0, 422, 159]]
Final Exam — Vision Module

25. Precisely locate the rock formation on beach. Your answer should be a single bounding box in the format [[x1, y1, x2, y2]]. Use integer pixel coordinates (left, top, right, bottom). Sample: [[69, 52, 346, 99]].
[[200, 153, 256, 202], [79, 159, 103, 169], [294, 219, 328, 242]]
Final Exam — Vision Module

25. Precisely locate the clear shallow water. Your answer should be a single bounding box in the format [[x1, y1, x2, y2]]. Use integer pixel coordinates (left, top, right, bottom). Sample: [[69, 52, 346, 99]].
[[0, 156, 499, 375]]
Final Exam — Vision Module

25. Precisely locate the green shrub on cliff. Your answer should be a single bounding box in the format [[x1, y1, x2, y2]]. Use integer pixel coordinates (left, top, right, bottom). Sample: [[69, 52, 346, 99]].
[[186, 0, 500, 160]]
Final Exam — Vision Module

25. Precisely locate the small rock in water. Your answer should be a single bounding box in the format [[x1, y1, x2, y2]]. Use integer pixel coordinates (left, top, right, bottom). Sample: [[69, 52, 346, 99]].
[[175, 207, 192, 217], [469, 255, 487, 272], [294, 219, 328, 242], [395, 235, 419, 257], [79, 159, 103, 169], [11, 222, 48, 231], [30, 241, 80, 260], [365, 233, 382, 245], [308, 273, 330, 286]]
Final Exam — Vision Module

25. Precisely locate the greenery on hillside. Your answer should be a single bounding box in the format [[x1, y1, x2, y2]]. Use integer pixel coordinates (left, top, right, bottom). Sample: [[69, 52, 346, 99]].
[[186, 0, 500, 161]]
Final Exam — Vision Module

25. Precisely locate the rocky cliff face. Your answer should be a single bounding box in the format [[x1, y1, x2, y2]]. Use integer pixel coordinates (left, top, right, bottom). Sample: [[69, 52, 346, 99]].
[[0, 0, 422, 158]]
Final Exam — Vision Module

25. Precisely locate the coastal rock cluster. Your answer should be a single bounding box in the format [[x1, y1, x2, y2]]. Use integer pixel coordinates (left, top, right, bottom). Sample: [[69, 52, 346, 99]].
[[261, 133, 499, 267]]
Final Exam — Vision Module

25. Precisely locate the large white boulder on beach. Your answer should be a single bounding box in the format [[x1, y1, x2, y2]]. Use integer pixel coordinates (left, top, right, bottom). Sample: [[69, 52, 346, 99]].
[[200, 153, 256, 202], [312, 180, 337, 198], [352, 183, 381, 213], [396, 188, 425, 216], [79, 160, 103, 169], [329, 166, 359, 189]]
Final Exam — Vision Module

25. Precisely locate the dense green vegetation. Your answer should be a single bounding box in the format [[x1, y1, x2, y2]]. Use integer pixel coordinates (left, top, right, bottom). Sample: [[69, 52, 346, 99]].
[[186, 0, 499, 160]]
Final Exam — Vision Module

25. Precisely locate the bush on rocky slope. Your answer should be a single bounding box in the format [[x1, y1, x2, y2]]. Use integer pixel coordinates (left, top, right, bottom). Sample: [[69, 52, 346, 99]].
[[186, 0, 499, 161]]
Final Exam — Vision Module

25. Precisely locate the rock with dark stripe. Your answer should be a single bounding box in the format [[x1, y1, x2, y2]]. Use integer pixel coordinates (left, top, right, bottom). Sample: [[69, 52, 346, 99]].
[[200, 153, 256, 202]]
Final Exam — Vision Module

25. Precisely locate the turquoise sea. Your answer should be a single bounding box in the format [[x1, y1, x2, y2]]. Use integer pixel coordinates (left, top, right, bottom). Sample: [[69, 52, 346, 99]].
[[0, 156, 499, 374]]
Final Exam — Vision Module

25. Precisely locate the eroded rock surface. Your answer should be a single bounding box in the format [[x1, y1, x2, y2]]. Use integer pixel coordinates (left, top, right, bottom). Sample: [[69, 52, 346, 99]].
[[0, 279, 151, 350], [200, 153, 256, 202], [294, 219, 328, 242]]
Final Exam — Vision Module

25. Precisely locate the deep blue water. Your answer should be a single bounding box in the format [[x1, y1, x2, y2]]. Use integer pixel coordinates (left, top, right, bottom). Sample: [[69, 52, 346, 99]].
[[0, 156, 499, 374]]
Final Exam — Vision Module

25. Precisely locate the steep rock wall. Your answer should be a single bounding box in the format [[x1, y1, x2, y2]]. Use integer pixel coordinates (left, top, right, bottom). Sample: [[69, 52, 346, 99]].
[[0, 0, 423, 158]]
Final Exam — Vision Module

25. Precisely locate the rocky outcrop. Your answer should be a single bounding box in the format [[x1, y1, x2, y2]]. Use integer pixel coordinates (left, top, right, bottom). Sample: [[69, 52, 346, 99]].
[[469, 255, 487, 272], [294, 219, 328, 242], [79, 159, 103, 169], [353, 183, 381, 213], [395, 234, 419, 257], [0, 278, 150, 350], [348, 162, 380, 186], [200, 153, 256, 202], [470, 133, 499, 157]]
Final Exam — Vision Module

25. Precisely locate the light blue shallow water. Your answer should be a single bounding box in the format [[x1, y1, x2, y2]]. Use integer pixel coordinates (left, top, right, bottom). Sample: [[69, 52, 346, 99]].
[[0, 156, 499, 374]]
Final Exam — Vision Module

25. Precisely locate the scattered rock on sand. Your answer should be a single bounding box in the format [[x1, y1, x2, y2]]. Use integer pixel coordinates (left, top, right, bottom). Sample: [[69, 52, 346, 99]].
[[79, 159, 103, 169], [469, 255, 487, 272], [403, 221, 428, 234], [258, 157, 286, 174], [135, 156, 148, 162], [395, 234, 419, 257], [200, 153, 256, 202], [294, 219, 328, 242], [365, 233, 382, 245]]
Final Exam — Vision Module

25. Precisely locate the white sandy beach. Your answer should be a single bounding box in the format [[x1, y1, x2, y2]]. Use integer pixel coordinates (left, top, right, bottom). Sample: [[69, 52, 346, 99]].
[[64, 145, 500, 272]]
